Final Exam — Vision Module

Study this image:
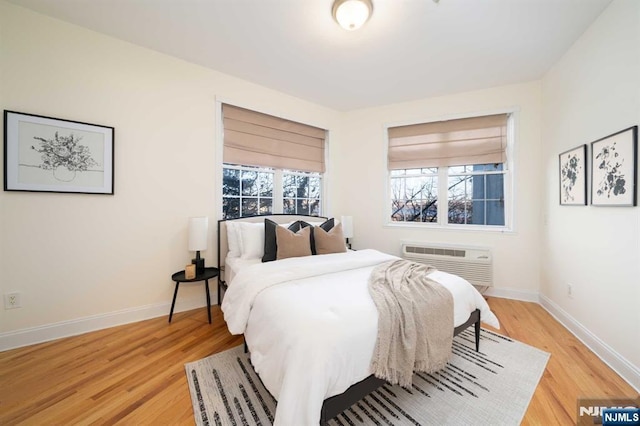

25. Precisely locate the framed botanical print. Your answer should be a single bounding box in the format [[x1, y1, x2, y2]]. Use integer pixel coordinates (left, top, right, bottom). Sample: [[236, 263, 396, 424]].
[[590, 126, 637, 207], [4, 110, 114, 194], [559, 145, 587, 205]]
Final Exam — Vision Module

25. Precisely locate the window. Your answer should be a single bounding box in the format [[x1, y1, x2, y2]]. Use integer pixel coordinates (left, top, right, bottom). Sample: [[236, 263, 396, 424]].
[[447, 164, 505, 226], [282, 170, 322, 216], [388, 113, 511, 228], [222, 165, 274, 218], [221, 104, 326, 219], [390, 168, 438, 222], [222, 164, 323, 219]]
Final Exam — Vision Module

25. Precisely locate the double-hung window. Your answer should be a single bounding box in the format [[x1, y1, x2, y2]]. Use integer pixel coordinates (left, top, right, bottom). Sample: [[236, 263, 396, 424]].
[[221, 104, 325, 219], [388, 113, 512, 229]]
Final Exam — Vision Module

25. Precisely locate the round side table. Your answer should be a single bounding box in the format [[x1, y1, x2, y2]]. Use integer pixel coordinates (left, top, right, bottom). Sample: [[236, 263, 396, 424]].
[[169, 266, 219, 323]]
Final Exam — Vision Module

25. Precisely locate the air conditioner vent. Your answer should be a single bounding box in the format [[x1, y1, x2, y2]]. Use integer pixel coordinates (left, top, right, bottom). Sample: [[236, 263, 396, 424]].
[[405, 245, 466, 257], [402, 242, 493, 287]]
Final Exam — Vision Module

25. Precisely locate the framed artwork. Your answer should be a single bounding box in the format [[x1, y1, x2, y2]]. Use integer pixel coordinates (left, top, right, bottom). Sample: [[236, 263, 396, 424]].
[[559, 144, 587, 205], [590, 126, 638, 207], [4, 110, 114, 194]]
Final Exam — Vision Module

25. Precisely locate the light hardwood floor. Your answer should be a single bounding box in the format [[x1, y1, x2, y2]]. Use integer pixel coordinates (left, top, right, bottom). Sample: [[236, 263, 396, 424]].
[[0, 298, 637, 425]]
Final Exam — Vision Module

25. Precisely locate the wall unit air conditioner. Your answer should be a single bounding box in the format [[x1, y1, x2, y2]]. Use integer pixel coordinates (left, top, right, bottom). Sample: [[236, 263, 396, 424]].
[[401, 242, 493, 287]]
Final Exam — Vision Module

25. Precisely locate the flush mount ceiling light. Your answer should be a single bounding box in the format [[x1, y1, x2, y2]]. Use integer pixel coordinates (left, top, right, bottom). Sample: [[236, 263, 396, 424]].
[[332, 0, 373, 31]]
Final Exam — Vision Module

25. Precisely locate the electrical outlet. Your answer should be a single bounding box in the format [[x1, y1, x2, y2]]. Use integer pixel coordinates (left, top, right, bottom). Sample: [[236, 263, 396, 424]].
[[4, 292, 21, 309], [567, 283, 573, 299]]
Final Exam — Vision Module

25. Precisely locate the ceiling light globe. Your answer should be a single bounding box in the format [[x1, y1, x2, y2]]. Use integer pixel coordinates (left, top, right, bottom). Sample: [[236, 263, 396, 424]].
[[333, 0, 372, 31]]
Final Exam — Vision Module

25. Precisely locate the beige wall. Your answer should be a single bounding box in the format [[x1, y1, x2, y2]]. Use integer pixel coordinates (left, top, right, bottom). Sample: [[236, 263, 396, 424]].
[[335, 82, 543, 295], [541, 0, 640, 369], [0, 2, 340, 335]]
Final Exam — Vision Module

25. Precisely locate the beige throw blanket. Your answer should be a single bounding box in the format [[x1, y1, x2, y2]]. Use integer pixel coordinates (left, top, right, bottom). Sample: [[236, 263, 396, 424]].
[[368, 260, 454, 387]]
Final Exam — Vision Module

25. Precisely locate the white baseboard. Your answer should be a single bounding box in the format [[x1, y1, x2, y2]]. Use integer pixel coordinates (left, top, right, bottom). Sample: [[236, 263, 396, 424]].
[[0, 296, 207, 352], [484, 286, 540, 303], [539, 294, 640, 392]]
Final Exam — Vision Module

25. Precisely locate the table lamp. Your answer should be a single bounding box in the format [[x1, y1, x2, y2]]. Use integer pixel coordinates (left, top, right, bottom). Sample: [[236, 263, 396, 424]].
[[188, 216, 208, 274], [341, 215, 354, 249]]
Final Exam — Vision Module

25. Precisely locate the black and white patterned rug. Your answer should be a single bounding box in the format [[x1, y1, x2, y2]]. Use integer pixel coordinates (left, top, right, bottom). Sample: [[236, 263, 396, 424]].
[[185, 329, 549, 425]]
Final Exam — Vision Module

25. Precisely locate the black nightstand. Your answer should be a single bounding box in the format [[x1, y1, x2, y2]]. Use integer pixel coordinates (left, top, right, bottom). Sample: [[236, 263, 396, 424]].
[[169, 266, 219, 324]]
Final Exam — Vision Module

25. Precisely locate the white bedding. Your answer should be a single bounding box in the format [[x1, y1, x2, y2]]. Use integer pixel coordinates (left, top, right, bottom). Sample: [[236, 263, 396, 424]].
[[221, 249, 499, 426], [224, 256, 261, 284]]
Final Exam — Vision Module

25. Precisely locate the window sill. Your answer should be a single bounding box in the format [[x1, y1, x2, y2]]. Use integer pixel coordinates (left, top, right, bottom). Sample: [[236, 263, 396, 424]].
[[384, 221, 514, 234]]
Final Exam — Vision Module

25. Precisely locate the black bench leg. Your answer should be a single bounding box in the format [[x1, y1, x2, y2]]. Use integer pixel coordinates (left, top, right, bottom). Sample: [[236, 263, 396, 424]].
[[169, 282, 180, 323], [474, 318, 481, 352]]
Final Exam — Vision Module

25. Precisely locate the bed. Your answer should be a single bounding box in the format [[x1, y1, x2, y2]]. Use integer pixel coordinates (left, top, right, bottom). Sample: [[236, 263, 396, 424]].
[[217, 214, 500, 425]]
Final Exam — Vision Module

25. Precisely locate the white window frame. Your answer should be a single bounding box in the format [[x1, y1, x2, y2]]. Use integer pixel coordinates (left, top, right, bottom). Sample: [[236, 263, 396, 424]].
[[215, 100, 329, 219], [384, 110, 516, 232]]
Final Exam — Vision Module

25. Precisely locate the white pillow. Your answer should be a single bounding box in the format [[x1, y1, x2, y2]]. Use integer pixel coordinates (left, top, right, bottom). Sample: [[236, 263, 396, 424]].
[[226, 222, 241, 258], [303, 221, 325, 227], [238, 222, 265, 259]]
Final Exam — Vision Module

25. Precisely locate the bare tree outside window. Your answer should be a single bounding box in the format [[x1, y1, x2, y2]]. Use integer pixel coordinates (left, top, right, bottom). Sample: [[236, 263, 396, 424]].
[[391, 164, 505, 226], [223, 165, 274, 219], [391, 168, 438, 222], [283, 171, 321, 216], [223, 164, 322, 219]]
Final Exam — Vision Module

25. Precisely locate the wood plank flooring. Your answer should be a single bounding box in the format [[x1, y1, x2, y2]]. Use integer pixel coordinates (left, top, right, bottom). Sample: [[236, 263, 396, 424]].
[[0, 298, 637, 425]]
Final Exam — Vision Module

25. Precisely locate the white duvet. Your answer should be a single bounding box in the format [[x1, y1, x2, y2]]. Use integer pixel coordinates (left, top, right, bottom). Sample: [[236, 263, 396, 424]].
[[221, 249, 500, 426]]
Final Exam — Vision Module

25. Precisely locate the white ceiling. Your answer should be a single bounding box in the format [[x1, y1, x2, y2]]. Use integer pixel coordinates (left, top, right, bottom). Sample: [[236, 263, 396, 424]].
[[9, 0, 612, 111]]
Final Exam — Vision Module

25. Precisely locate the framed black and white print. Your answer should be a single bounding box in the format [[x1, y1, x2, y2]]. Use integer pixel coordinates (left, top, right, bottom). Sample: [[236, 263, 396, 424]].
[[559, 145, 587, 205], [4, 110, 114, 194], [590, 126, 637, 207]]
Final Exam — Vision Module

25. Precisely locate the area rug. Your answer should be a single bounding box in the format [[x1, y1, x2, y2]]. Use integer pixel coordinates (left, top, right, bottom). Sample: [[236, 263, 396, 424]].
[[185, 329, 549, 425]]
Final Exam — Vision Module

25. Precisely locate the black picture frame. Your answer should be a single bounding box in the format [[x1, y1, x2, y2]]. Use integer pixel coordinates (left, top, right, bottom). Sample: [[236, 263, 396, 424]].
[[559, 144, 587, 206], [590, 126, 638, 207], [4, 110, 114, 195]]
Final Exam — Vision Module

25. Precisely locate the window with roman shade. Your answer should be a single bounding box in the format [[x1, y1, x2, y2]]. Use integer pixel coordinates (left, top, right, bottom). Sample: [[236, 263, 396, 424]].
[[221, 104, 327, 219], [222, 104, 326, 173], [387, 113, 511, 228], [388, 114, 508, 170]]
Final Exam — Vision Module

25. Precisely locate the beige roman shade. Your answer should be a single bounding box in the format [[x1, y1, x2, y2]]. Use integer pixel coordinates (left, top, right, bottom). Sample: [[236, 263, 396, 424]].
[[388, 114, 508, 169], [223, 104, 326, 173]]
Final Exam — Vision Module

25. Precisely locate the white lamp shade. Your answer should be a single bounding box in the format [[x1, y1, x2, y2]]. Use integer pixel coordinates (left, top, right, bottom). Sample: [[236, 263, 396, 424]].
[[333, 0, 372, 31], [340, 216, 354, 238], [188, 217, 208, 252]]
